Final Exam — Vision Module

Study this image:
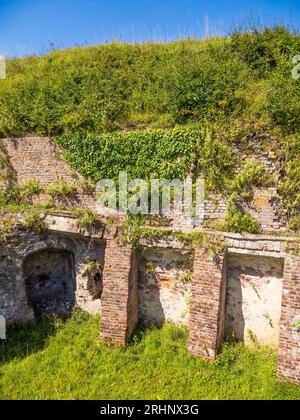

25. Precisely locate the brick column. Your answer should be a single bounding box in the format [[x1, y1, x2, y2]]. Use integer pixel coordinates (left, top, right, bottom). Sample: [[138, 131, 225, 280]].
[[100, 240, 139, 346], [278, 256, 300, 385], [188, 249, 227, 360]]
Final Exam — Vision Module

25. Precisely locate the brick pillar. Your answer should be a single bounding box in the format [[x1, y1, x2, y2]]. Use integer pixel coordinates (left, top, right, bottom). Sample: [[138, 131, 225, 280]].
[[100, 240, 139, 346], [188, 249, 227, 360], [278, 256, 300, 385]]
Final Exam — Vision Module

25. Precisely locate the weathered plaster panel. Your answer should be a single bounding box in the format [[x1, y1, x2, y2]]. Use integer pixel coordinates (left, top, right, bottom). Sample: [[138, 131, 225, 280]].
[[139, 248, 193, 326], [225, 254, 284, 348]]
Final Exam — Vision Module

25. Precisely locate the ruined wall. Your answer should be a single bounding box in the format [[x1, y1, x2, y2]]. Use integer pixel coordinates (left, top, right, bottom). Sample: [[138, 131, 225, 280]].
[[225, 254, 284, 347], [0, 229, 105, 322], [0, 137, 75, 185], [0, 137, 96, 210], [138, 248, 193, 326], [278, 257, 300, 385], [0, 214, 300, 385], [24, 249, 76, 318], [0, 137, 289, 231]]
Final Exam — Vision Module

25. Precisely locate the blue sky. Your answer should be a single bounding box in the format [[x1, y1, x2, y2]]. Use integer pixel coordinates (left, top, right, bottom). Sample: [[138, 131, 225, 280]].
[[0, 0, 299, 57]]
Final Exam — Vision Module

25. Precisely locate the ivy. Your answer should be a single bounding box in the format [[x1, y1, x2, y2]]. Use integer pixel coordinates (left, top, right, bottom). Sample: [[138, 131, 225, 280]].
[[278, 137, 300, 229], [57, 127, 200, 183], [230, 159, 272, 199]]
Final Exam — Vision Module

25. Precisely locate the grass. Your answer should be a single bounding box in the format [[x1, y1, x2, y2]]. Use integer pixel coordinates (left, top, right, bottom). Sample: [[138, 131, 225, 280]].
[[1, 26, 300, 136], [0, 311, 299, 400]]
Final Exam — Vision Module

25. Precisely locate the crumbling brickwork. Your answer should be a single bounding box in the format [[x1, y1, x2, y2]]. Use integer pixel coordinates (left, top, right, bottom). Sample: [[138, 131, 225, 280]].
[[0, 137, 289, 231], [278, 256, 300, 385], [0, 228, 105, 322], [138, 248, 193, 326], [0, 137, 75, 185], [0, 213, 300, 386], [188, 249, 227, 360], [0, 137, 96, 210], [100, 240, 139, 346]]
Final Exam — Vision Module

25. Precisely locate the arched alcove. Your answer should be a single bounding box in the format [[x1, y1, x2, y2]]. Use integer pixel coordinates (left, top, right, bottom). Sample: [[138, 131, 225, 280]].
[[23, 249, 76, 318]]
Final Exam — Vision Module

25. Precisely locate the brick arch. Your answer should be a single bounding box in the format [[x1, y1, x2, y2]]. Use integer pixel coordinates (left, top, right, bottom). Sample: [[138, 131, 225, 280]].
[[21, 237, 77, 260]]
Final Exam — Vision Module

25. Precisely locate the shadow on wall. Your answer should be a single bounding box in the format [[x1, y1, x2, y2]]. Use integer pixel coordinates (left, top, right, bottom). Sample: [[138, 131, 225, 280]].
[[225, 254, 284, 347], [225, 268, 245, 342], [138, 255, 165, 327], [23, 249, 76, 319], [138, 248, 194, 327]]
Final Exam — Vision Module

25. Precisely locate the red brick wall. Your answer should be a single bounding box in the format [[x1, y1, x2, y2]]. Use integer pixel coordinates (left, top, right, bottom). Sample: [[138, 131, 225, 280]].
[[0, 137, 75, 184], [100, 240, 139, 346], [278, 256, 300, 385], [0, 136, 289, 231], [0, 137, 96, 210], [188, 249, 227, 360]]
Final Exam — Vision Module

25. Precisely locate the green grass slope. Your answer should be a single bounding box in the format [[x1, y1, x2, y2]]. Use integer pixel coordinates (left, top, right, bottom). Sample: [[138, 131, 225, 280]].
[[1, 26, 300, 232], [1, 26, 300, 137], [0, 312, 299, 400]]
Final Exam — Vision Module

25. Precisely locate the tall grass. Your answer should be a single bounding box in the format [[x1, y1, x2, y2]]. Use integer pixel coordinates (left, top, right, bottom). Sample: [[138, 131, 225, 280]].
[[1, 26, 300, 137], [0, 312, 299, 400]]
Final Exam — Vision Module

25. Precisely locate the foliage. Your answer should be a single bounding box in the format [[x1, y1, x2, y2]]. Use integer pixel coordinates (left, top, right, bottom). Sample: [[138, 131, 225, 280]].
[[230, 26, 300, 76], [0, 214, 20, 237], [231, 160, 271, 198], [22, 211, 46, 233], [267, 60, 300, 133], [46, 179, 77, 199], [179, 272, 193, 283], [19, 179, 43, 197], [0, 312, 299, 400], [0, 146, 12, 181], [57, 127, 199, 183], [223, 202, 262, 234], [197, 129, 237, 192], [289, 215, 300, 232], [74, 209, 103, 233], [1, 26, 300, 231], [169, 43, 249, 124], [278, 137, 300, 224], [121, 215, 145, 247], [15, 179, 44, 203], [85, 257, 102, 273], [0, 26, 300, 136]]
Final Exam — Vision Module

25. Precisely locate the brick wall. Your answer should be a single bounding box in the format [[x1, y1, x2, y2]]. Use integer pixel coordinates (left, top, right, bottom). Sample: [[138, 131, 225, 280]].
[[0, 137, 75, 185], [188, 249, 227, 360], [0, 137, 96, 210], [0, 137, 289, 231], [100, 240, 139, 346], [1, 212, 300, 386], [138, 248, 193, 326], [278, 256, 300, 385]]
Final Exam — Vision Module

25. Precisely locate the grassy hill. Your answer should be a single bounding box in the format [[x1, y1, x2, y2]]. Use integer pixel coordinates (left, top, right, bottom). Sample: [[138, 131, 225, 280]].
[[1, 26, 300, 233], [1, 26, 300, 137]]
